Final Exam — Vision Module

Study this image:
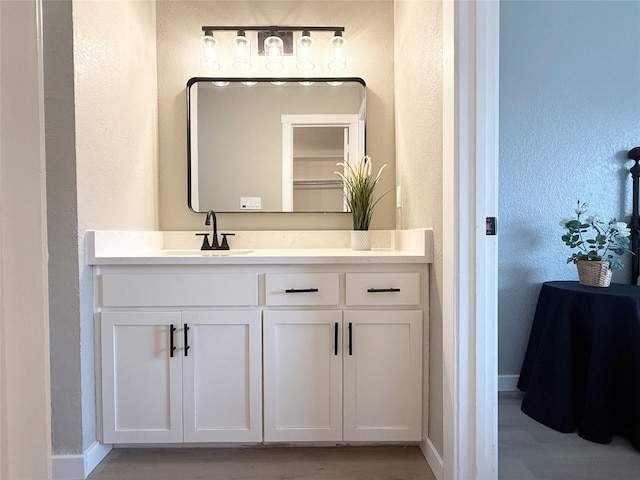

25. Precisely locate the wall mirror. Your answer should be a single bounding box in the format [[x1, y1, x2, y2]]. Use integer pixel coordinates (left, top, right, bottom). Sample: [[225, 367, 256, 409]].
[[187, 77, 366, 213]]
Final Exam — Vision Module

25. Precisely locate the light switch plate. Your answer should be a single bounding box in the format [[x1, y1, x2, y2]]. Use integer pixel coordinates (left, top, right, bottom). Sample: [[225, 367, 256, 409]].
[[240, 197, 262, 210]]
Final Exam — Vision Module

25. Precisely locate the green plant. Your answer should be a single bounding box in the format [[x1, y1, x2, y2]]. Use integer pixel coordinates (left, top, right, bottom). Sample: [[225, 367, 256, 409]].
[[335, 155, 387, 230], [560, 200, 631, 271]]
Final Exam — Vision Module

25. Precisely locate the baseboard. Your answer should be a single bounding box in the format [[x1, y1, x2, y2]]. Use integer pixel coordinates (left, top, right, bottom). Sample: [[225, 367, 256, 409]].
[[52, 442, 112, 480], [498, 375, 520, 392], [419, 436, 443, 480]]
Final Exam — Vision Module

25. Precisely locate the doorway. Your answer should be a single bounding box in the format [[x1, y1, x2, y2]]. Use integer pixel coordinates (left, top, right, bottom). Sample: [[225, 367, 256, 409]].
[[281, 113, 363, 212]]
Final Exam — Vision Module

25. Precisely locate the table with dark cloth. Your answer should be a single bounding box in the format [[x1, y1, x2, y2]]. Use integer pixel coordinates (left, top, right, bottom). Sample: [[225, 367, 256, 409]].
[[518, 281, 640, 450]]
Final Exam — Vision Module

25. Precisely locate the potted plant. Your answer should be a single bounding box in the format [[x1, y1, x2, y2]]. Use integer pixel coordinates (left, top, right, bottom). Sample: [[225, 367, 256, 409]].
[[335, 155, 387, 250], [560, 200, 631, 287]]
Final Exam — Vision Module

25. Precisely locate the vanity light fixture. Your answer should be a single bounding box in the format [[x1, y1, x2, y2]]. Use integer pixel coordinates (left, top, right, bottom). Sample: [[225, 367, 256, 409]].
[[264, 31, 285, 71], [200, 30, 220, 70], [328, 32, 347, 71], [232, 31, 252, 70], [200, 26, 346, 72], [296, 31, 315, 71]]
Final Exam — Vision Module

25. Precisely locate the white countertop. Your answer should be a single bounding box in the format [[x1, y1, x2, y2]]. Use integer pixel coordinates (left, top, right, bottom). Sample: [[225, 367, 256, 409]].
[[86, 229, 434, 266]]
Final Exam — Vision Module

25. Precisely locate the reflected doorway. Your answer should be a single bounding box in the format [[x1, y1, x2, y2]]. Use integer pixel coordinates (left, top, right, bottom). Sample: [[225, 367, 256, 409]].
[[281, 113, 364, 212]]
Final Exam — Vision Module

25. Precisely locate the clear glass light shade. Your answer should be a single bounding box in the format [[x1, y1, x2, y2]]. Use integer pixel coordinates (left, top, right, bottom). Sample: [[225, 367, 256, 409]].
[[232, 35, 252, 70], [296, 34, 315, 71], [328, 35, 347, 71], [200, 33, 221, 70], [264, 35, 285, 71]]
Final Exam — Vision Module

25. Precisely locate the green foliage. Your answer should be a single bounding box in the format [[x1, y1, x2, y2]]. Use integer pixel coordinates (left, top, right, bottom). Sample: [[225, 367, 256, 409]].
[[335, 156, 388, 231], [560, 200, 632, 271]]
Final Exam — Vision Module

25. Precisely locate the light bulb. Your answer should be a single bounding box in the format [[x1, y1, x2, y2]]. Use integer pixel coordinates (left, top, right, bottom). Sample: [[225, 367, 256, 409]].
[[264, 35, 285, 71], [232, 32, 252, 70], [296, 32, 315, 71], [328, 35, 347, 71], [200, 31, 220, 70]]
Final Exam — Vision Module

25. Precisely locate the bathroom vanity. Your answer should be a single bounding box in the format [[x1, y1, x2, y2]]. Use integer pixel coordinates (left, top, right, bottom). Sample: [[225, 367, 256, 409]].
[[88, 229, 432, 446]]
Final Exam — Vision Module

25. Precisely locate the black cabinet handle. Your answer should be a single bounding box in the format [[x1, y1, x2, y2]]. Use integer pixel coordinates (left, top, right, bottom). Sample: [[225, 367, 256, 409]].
[[367, 287, 401, 293], [184, 323, 190, 357], [285, 288, 319, 293], [334, 322, 339, 356], [348, 322, 353, 356], [169, 324, 176, 358]]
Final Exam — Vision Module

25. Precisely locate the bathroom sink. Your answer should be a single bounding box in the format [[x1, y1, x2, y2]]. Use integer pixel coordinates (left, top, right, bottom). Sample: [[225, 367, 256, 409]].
[[162, 249, 254, 257]]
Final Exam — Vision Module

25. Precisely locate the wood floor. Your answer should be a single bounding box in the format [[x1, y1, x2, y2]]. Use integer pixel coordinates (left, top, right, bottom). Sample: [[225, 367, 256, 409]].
[[88, 393, 640, 480], [87, 445, 437, 480], [499, 392, 640, 479]]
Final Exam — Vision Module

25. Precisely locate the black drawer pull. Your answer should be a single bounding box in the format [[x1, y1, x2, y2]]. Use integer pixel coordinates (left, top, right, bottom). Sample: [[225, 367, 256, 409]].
[[285, 288, 319, 293], [334, 322, 339, 356], [184, 323, 190, 357], [367, 287, 401, 293], [169, 324, 176, 358], [348, 322, 353, 356]]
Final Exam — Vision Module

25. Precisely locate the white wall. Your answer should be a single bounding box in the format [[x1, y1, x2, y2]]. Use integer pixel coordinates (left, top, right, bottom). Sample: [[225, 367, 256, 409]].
[[157, 0, 396, 232], [499, 1, 640, 377], [394, 0, 443, 458], [42, 0, 159, 466], [0, 0, 52, 478]]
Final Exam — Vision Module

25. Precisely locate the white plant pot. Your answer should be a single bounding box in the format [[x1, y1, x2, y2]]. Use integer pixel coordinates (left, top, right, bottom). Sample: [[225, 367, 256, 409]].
[[351, 230, 371, 251]]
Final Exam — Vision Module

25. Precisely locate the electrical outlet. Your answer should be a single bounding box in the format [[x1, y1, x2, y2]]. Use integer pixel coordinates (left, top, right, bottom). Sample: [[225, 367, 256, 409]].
[[396, 185, 402, 208], [240, 197, 262, 210]]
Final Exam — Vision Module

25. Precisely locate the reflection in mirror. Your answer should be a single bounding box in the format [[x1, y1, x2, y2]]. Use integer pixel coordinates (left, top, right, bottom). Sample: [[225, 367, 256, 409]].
[[187, 78, 366, 213]]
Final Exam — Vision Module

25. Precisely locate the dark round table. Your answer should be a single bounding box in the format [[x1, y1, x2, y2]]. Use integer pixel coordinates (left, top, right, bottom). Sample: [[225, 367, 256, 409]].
[[518, 281, 640, 450]]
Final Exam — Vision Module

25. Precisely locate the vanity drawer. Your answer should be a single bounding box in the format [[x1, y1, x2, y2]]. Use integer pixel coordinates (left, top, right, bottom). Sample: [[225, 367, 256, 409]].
[[345, 273, 420, 306], [99, 273, 258, 307], [265, 273, 339, 306]]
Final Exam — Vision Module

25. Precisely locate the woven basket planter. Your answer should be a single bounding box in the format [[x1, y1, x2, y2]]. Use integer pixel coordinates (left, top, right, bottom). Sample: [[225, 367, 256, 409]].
[[576, 260, 612, 287]]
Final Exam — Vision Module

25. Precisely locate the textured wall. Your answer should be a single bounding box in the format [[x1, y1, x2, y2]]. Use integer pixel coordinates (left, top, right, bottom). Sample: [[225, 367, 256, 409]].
[[1, 1, 52, 477], [394, 0, 443, 457], [156, 0, 395, 231], [72, 0, 159, 453], [499, 0, 640, 376], [43, 0, 83, 455]]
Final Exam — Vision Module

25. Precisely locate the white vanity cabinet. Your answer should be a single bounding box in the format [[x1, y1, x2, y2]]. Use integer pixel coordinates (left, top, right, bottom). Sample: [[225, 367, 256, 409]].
[[263, 310, 343, 441], [342, 310, 422, 441], [262, 272, 423, 443], [100, 311, 184, 444], [98, 272, 262, 444], [93, 251, 429, 446]]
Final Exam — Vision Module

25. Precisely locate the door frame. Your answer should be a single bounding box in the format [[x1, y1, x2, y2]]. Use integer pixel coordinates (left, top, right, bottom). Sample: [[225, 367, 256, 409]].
[[443, 1, 499, 479], [280, 113, 362, 211]]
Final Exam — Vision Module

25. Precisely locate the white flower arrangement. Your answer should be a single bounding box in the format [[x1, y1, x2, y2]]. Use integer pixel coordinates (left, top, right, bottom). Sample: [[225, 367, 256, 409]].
[[560, 200, 631, 271]]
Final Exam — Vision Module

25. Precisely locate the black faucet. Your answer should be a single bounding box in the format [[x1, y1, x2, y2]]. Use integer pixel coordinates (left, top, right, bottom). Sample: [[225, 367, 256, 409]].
[[196, 210, 234, 250]]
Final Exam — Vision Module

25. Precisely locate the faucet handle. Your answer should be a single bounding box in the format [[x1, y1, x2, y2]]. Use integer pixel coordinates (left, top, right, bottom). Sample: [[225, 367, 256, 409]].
[[220, 233, 235, 250], [196, 233, 211, 250]]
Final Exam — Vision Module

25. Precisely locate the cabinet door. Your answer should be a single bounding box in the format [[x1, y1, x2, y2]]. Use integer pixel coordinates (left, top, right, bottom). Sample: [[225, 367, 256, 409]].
[[263, 310, 342, 442], [343, 310, 422, 441], [101, 311, 183, 444], [182, 311, 262, 442]]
